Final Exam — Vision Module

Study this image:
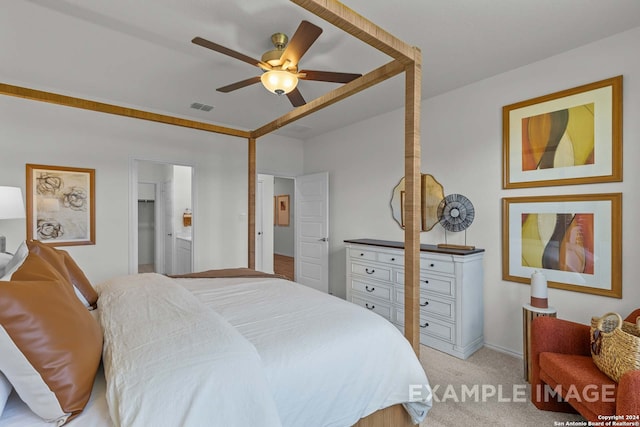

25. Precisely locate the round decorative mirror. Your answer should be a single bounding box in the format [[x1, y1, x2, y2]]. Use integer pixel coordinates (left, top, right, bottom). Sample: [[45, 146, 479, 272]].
[[390, 174, 444, 231]]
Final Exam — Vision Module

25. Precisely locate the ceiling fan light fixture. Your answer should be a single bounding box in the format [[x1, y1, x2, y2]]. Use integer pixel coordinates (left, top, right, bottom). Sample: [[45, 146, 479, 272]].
[[261, 70, 298, 95]]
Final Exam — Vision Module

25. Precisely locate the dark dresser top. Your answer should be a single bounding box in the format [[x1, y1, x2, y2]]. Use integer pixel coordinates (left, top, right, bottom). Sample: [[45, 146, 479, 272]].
[[344, 238, 484, 256]]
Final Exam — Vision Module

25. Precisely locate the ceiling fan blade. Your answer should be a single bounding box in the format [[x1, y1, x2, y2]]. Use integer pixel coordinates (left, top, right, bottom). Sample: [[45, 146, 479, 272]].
[[192, 37, 270, 69], [279, 21, 323, 67], [216, 76, 262, 93], [286, 88, 306, 107], [299, 70, 362, 84]]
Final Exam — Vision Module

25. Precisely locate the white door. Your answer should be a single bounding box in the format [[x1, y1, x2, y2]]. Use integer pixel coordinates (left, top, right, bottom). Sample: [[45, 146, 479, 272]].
[[295, 172, 329, 293], [256, 179, 264, 271], [161, 180, 174, 275], [256, 174, 274, 273]]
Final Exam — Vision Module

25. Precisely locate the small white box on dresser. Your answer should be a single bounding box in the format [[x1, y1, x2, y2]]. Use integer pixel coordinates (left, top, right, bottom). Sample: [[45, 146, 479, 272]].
[[345, 239, 484, 359]]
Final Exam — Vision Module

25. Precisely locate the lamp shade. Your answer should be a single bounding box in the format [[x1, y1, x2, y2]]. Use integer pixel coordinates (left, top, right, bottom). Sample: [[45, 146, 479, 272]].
[[260, 70, 298, 95], [0, 186, 26, 220]]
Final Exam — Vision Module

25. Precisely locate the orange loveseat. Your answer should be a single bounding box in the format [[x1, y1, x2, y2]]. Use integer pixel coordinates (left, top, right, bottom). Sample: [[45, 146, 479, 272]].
[[531, 309, 640, 422]]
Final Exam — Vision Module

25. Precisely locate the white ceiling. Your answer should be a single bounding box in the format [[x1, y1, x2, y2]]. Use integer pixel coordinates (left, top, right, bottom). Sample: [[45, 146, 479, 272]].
[[2, 0, 640, 139]]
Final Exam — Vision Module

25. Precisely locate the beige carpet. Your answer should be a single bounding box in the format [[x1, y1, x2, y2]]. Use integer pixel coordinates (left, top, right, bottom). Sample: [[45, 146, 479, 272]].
[[419, 345, 585, 427]]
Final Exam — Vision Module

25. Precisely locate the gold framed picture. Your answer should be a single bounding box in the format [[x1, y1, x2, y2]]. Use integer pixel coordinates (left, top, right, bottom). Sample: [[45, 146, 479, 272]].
[[503, 76, 622, 189], [502, 193, 621, 298], [276, 194, 290, 226], [26, 164, 96, 246]]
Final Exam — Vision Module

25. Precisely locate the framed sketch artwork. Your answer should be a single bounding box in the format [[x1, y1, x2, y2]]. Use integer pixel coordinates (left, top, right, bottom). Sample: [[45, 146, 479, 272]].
[[503, 76, 622, 189], [26, 164, 96, 246], [502, 193, 621, 298]]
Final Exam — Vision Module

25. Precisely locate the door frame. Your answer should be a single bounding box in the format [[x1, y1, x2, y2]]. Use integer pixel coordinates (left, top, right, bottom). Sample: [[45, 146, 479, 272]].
[[256, 172, 328, 289], [129, 158, 196, 274], [256, 173, 296, 278]]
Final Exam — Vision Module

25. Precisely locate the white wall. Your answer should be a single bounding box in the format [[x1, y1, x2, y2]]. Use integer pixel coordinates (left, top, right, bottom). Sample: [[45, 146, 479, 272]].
[[257, 134, 305, 177], [303, 26, 640, 355], [0, 95, 249, 284]]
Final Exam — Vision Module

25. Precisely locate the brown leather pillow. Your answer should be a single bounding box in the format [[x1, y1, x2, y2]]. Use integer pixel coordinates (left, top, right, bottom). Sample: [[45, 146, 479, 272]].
[[26, 240, 98, 308], [0, 274, 102, 424], [11, 250, 70, 283]]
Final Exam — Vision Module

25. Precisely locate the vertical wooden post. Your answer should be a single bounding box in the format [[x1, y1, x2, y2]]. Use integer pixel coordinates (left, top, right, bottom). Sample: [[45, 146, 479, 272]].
[[404, 48, 422, 355], [248, 137, 256, 269]]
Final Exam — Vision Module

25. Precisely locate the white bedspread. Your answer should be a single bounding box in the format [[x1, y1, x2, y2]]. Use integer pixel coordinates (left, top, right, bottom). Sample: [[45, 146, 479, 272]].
[[96, 273, 282, 427], [177, 276, 432, 426], [2, 273, 431, 426]]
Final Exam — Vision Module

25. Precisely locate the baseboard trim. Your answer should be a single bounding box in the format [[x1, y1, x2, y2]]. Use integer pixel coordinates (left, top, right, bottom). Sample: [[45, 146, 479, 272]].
[[483, 342, 523, 359]]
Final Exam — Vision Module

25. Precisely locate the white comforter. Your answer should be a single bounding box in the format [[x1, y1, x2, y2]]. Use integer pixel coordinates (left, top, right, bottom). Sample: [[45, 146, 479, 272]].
[[97, 274, 282, 427], [96, 273, 432, 427]]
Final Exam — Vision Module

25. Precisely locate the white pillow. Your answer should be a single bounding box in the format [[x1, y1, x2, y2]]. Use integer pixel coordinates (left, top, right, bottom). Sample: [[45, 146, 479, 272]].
[[0, 252, 13, 277], [0, 242, 28, 281], [0, 370, 11, 417]]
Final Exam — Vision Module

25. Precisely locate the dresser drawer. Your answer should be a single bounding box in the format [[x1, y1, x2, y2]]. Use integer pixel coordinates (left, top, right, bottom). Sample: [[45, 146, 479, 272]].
[[395, 271, 455, 298], [351, 295, 392, 321], [420, 274, 455, 298], [351, 262, 391, 282], [351, 278, 392, 302], [422, 256, 455, 275], [393, 309, 455, 343], [394, 289, 454, 321], [377, 251, 404, 267], [420, 316, 455, 343], [349, 248, 377, 261]]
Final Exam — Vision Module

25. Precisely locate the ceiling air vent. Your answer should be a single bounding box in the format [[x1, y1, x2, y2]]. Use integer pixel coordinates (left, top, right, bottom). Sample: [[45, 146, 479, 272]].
[[190, 102, 214, 112]]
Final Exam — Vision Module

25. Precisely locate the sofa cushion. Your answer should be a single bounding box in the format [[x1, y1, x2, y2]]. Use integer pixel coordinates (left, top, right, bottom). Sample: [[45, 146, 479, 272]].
[[540, 352, 617, 417]]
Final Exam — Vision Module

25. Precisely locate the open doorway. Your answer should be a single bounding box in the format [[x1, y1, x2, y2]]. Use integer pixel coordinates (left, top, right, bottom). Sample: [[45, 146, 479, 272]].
[[133, 160, 193, 275], [255, 172, 329, 292], [273, 177, 295, 280]]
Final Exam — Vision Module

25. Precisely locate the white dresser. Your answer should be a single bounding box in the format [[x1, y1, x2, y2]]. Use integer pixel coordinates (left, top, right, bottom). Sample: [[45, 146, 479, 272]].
[[345, 239, 484, 359]]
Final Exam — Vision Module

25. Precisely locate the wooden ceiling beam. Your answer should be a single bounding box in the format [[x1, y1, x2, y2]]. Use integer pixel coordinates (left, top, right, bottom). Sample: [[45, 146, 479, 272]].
[[0, 83, 251, 139], [251, 59, 404, 138], [291, 0, 416, 64]]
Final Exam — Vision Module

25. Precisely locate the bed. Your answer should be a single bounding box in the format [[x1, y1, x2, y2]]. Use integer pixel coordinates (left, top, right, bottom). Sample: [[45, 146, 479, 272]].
[[1, 269, 431, 426], [1, 0, 428, 425]]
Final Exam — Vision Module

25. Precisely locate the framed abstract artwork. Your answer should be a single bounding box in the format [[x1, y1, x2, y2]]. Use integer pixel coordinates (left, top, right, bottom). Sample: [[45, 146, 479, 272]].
[[26, 164, 96, 246], [503, 76, 622, 189], [502, 193, 621, 298], [276, 194, 290, 226]]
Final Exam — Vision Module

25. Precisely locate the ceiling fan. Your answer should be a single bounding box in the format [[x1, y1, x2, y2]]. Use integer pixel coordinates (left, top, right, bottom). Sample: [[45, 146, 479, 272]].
[[192, 20, 362, 107]]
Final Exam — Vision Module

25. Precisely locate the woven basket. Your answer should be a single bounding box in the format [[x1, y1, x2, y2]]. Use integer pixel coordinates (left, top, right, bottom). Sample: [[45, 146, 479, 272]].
[[590, 312, 640, 382]]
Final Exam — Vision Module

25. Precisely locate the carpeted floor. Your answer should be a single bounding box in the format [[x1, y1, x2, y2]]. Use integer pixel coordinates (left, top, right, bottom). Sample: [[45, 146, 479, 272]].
[[419, 345, 585, 427]]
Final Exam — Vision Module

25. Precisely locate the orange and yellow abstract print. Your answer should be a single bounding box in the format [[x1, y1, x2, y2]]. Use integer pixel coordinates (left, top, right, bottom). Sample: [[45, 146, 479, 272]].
[[521, 103, 594, 171], [521, 212, 594, 274]]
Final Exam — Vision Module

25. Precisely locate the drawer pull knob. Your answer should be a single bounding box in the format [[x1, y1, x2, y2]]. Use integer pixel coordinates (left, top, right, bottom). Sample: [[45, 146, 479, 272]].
[[365, 285, 375, 292], [365, 268, 375, 274], [391, 257, 395, 261], [423, 280, 429, 284], [365, 303, 375, 310], [429, 263, 435, 267], [360, 253, 364, 256], [420, 301, 429, 306], [420, 322, 429, 328]]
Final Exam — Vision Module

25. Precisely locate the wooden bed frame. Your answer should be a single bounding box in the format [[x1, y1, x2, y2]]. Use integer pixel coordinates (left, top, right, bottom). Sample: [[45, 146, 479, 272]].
[[0, 1, 422, 425]]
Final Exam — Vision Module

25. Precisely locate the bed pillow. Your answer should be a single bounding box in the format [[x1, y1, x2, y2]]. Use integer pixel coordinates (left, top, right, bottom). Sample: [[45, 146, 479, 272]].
[[10, 250, 70, 284], [0, 252, 13, 277], [0, 277, 103, 425], [0, 371, 12, 418], [26, 240, 98, 309], [0, 241, 29, 281]]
